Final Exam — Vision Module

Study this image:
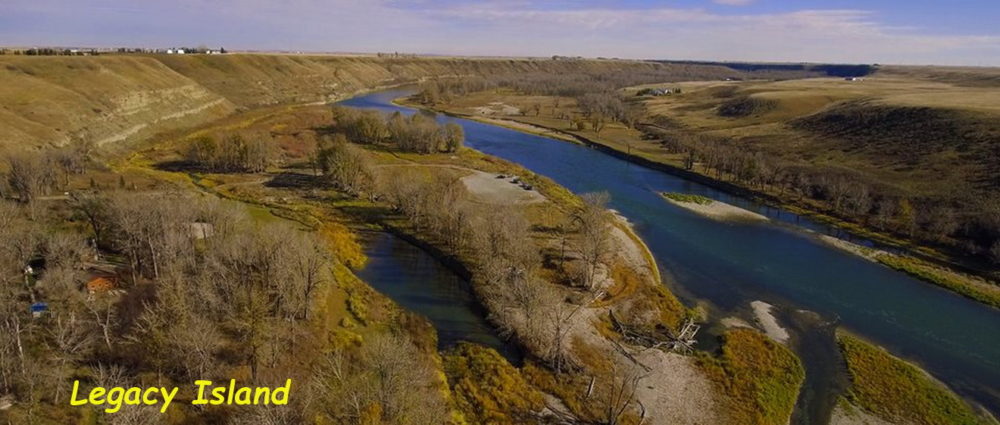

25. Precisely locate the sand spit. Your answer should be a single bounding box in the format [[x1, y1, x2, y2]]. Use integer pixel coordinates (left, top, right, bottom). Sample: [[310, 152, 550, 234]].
[[829, 402, 897, 425], [751, 300, 790, 344], [661, 195, 768, 222]]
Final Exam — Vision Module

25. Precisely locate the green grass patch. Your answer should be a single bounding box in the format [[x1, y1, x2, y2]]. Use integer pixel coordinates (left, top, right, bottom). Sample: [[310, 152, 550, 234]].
[[661, 192, 714, 205], [838, 332, 995, 425], [698, 328, 805, 425], [874, 255, 1000, 309]]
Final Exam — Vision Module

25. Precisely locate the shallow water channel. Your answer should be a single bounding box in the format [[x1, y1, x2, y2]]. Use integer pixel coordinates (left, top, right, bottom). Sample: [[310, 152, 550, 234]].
[[355, 231, 520, 361], [341, 88, 1000, 422]]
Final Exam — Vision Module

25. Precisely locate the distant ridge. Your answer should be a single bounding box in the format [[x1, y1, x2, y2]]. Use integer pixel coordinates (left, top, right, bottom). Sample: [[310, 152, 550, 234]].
[[653, 60, 876, 78]]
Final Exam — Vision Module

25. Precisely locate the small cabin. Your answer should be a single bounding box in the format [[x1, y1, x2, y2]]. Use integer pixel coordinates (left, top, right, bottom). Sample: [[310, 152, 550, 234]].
[[86, 277, 115, 294]]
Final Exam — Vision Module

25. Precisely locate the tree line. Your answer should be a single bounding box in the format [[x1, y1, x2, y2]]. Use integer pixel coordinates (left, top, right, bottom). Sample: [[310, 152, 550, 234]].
[[186, 132, 275, 173], [416, 77, 647, 136], [326, 106, 464, 154], [2, 144, 92, 216], [651, 125, 1000, 264]]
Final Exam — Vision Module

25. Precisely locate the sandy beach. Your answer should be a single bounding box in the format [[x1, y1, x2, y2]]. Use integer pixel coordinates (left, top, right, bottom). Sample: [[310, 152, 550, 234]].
[[662, 196, 769, 222], [751, 300, 790, 344]]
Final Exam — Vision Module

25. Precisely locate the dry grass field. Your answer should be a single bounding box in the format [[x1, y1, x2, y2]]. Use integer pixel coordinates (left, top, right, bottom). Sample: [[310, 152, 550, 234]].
[[635, 74, 1000, 197]]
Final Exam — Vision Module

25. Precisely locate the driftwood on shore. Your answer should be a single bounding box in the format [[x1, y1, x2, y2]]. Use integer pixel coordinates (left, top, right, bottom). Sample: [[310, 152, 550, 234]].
[[610, 310, 700, 354]]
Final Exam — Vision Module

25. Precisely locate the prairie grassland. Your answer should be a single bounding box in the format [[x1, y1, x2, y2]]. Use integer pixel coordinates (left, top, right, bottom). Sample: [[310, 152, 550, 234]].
[[634, 75, 1000, 195]]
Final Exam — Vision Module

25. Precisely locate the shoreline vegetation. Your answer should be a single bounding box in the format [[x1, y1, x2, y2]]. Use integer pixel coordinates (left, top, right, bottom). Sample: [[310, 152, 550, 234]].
[[835, 332, 998, 425], [396, 95, 1000, 311], [819, 235, 1000, 308]]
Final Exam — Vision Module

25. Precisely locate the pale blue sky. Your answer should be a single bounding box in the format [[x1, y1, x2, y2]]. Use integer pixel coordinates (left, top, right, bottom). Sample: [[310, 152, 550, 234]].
[[2, 0, 999, 65]]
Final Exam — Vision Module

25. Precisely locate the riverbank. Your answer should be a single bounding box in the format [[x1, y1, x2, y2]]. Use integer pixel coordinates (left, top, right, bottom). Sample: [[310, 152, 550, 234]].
[[835, 332, 998, 425], [400, 95, 1000, 311], [819, 235, 1000, 309]]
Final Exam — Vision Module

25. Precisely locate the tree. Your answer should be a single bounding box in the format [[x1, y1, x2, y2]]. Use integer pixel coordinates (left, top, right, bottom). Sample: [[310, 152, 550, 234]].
[[70, 192, 112, 246], [283, 231, 332, 320], [355, 111, 390, 144], [576, 192, 613, 290], [442, 122, 464, 153], [186, 135, 219, 167], [47, 143, 91, 187], [310, 334, 449, 424], [318, 135, 376, 197], [540, 284, 580, 373], [5, 151, 52, 205], [104, 193, 193, 281], [237, 133, 274, 173], [591, 115, 607, 135], [599, 362, 647, 425], [85, 291, 118, 351]]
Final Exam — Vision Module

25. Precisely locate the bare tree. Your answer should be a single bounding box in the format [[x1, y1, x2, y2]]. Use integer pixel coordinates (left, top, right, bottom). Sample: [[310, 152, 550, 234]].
[[442, 122, 465, 152], [318, 135, 376, 197], [85, 292, 118, 351], [187, 132, 274, 172], [5, 151, 52, 211], [310, 333, 448, 424], [599, 362, 647, 425], [576, 192, 613, 290], [541, 285, 580, 374], [280, 231, 332, 320], [46, 311, 94, 403]]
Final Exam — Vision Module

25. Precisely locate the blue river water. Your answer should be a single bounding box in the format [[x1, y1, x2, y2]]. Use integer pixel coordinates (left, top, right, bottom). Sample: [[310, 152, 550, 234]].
[[355, 231, 520, 360], [341, 88, 1000, 418]]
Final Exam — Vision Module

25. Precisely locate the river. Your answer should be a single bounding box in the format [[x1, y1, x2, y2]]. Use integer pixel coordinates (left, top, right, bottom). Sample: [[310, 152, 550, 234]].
[[341, 88, 1000, 421]]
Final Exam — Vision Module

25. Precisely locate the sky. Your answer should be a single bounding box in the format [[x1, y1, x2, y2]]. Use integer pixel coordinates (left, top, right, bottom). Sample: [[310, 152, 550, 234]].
[[2, 0, 999, 66]]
